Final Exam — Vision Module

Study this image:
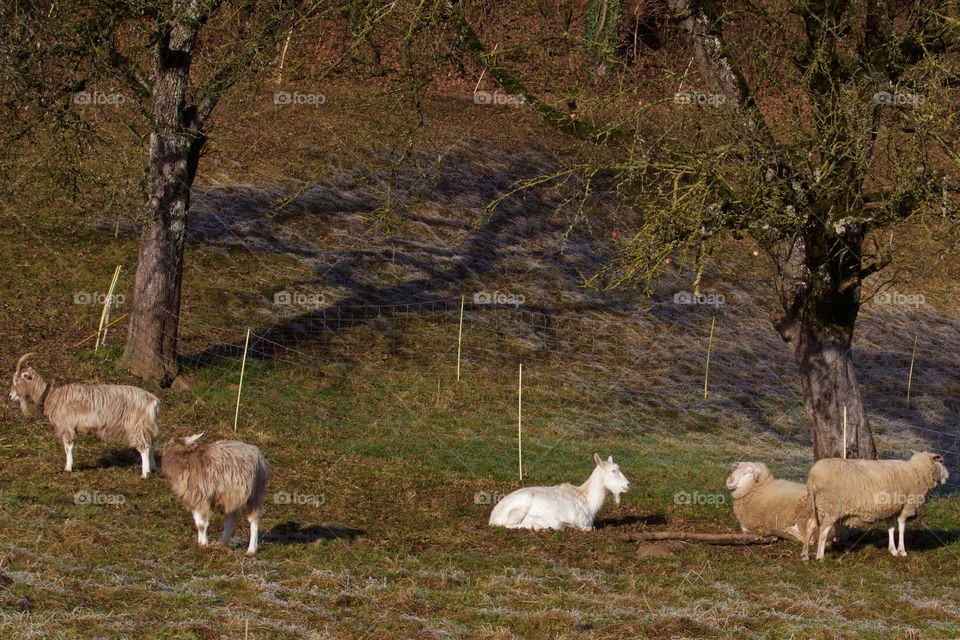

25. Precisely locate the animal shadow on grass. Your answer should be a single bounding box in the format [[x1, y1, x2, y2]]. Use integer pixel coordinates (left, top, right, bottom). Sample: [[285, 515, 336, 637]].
[[264, 521, 365, 545], [594, 513, 667, 529], [84, 448, 142, 471], [835, 526, 960, 554]]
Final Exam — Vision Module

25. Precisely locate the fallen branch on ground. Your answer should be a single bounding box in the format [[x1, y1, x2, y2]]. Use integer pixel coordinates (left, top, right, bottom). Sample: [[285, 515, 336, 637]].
[[617, 531, 779, 545]]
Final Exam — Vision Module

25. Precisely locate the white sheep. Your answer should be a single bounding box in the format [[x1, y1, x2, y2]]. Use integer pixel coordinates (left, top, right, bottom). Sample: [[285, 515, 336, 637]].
[[802, 452, 949, 561], [488, 454, 631, 531], [726, 461, 814, 544], [161, 434, 271, 554], [9, 353, 160, 478]]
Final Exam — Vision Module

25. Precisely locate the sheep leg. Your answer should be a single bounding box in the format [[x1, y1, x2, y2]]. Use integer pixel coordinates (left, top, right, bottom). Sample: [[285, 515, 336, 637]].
[[897, 515, 908, 557], [246, 512, 260, 555], [193, 510, 210, 546], [220, 511, 239, 547], [887, 522, 898, 556], [815, 518, 835, 561], [62, 436, 74, 472], [801, 517, 817, 561]]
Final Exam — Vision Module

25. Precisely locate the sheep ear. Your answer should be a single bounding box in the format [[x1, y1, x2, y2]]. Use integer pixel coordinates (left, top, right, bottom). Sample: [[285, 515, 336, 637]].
[[932, 454, 944, 462], [184, 433, 204, 446], [731, 462, 741, 470], [594, 453, 602, 466]]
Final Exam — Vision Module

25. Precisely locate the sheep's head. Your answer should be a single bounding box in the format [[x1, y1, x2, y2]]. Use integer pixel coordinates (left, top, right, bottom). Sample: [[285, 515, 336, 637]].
[[912, 452, 949, 485], [594, 453, 631, 505], [10, 353, 43, 415], [726, 462, 769, 498]]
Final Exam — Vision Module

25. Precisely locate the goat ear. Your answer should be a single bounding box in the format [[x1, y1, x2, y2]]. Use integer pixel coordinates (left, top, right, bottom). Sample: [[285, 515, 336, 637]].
[[184, 433, 204, 446], [607, 455, 613, 463], [594, 453, 602, 466]]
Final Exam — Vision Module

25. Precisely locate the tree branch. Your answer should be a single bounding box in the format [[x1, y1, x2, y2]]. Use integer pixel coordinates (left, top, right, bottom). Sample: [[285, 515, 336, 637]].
[[446, 0, 630, 144]]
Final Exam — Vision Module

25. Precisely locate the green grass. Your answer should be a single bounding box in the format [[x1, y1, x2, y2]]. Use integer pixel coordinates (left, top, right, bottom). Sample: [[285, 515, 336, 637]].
[[1, 337, 960, 638], [2, 84, 960, 639]]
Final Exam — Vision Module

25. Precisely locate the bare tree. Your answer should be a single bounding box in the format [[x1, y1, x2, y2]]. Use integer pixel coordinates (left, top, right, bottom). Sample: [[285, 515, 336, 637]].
[[121, 1, 314, 385], [2, 0, 322, 385], [450, 0, 960, 459]]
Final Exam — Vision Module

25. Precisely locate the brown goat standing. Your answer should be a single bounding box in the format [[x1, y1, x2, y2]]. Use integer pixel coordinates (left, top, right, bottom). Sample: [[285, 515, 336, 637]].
[[161, 434, 271, 554], [9, 353, 160, 478]]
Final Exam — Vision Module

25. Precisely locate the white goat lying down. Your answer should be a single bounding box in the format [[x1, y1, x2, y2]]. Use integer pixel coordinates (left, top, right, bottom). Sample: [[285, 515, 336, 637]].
[[9, 353, 160, 478], [489, 454, 631, 531], [162, 434, 271, 554]]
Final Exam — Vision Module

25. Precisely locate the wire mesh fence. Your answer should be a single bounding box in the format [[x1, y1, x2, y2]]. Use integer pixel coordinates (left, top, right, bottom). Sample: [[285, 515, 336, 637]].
[[74, 290, 960, 485]]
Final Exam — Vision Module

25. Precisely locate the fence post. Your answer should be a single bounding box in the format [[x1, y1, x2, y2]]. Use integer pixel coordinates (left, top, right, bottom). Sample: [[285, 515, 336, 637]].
[[234, 328, 252, 431]]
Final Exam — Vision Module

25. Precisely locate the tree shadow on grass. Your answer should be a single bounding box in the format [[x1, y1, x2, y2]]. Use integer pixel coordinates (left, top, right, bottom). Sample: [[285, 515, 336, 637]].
[[264, 520, 365, 545], [176, 144, 960, 468], [182, 144, 627, 367]]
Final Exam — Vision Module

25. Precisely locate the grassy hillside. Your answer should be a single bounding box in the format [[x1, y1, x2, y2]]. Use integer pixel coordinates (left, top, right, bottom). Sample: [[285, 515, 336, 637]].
[[2, 74, 960, 638]]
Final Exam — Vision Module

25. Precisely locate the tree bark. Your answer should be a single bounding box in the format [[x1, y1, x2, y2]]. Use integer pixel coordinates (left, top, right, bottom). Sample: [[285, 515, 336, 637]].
[[772, 223, 877, 460], [121, 132, 203, 385], [120, 7, 205, 386], [792, 326, 875, 460]]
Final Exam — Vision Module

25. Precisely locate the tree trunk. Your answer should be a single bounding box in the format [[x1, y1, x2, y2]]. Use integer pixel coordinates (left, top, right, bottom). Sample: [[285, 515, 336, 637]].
[[120, 11, 204, 386], [789, 320, 876, 460], [773, 223, 877, 460], [120, 132, 202, 385]]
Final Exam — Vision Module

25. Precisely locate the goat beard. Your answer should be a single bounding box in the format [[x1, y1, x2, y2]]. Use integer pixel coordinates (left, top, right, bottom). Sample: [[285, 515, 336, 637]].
[[18, 396, 29, 415], [613, 492, 622, 506]]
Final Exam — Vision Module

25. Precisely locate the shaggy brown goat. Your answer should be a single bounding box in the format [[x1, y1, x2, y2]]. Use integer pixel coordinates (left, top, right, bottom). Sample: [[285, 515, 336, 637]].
[[9, 353, 159, 477], [162, 434, 271, 554]]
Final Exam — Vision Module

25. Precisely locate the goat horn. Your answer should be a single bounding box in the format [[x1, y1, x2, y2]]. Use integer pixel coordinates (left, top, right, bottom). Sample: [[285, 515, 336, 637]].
[[15, 353, 36, 376]]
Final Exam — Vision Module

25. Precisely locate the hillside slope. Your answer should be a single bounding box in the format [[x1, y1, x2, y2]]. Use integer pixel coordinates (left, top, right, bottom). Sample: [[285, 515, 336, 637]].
[[1, 87, 959, 638]]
